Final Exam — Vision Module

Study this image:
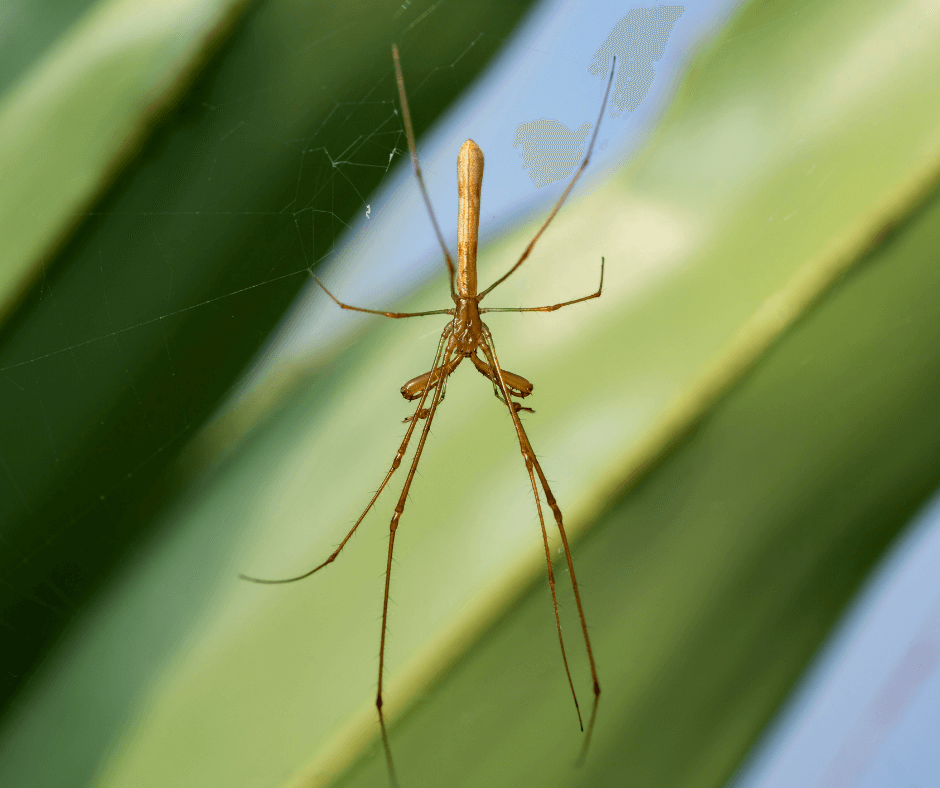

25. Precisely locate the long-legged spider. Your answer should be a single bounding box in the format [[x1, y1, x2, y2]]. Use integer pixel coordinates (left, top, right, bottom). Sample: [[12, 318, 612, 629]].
[[242, 44, 616, 786]]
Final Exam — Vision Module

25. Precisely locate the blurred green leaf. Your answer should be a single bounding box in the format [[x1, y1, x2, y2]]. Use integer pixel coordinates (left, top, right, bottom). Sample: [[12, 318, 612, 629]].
[[0, 0, 249, 322], [3, 0, 940, 787]]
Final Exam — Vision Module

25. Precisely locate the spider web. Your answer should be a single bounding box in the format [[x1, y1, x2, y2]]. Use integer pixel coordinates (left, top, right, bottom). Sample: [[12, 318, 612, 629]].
[[0, 0, 544, 717]]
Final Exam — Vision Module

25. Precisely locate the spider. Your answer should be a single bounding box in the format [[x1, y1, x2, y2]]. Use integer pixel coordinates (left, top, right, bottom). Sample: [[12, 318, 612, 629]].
[[242, 44, 616, 786]]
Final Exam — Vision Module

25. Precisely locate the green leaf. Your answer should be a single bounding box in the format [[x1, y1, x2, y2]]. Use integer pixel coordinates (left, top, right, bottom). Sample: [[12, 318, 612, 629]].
[[3, 1, 940, 787], [0, 0, 249, 322]]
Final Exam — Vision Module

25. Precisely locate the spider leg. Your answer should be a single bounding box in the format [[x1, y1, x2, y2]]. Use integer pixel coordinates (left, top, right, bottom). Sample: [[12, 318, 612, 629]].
[[480, 330, 602, 734], [238, 326, 452, 586], [482, 258, 604, 314], [312, 272, 453, 319], [377, 341, 456, 786], [480, 327, 601, 749], [477, 56, 616, 301], [392, 43, 457, 297]]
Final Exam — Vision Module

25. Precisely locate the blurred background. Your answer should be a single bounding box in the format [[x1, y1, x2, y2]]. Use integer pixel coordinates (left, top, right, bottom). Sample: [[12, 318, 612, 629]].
[[1, 0, 939, 786]]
